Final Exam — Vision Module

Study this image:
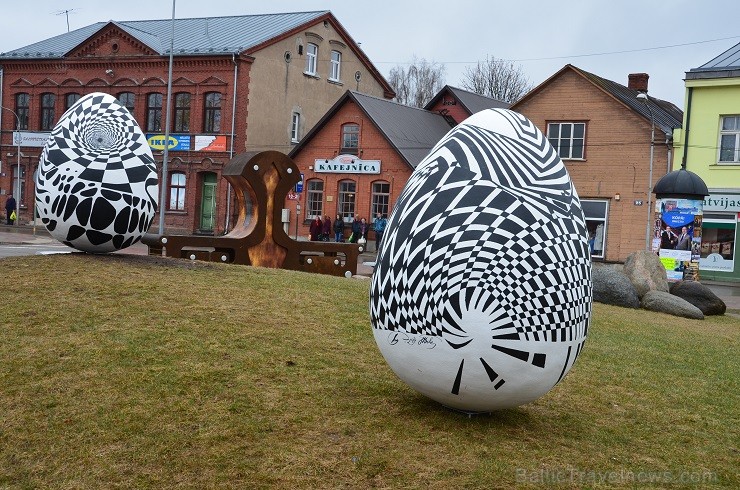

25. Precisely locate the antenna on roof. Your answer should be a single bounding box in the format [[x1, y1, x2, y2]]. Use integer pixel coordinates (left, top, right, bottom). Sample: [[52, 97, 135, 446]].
[[53, 8, 80, 33]]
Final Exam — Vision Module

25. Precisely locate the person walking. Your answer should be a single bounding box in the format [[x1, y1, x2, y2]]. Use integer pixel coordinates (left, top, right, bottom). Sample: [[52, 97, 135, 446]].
[[350, 214, 361, 243], [309, 215, 322, 241], [374, 213, 387, 252], [322, 215, 331, 241], [333, 214, 344, 242], [5, 194, 16, 225]]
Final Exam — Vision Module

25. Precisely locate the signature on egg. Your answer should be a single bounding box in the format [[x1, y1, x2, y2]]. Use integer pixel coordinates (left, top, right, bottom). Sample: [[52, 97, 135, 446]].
[[387, 332, 437, 349]]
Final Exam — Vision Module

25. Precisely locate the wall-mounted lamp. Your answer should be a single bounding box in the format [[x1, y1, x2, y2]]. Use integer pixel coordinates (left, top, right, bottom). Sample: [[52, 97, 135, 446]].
[[325, 159, 329, 163], [614, 193, 621, 201], [308, 165, 313, 170], [105, 69, 114, 77]]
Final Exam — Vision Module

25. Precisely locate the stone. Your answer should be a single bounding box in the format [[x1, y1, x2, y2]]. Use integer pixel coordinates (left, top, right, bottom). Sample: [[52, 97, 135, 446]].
[[592, 265, 640, 308], [641, 291, 704, 320], [623, 250, 669, 298], [669, 281, 726, 316]]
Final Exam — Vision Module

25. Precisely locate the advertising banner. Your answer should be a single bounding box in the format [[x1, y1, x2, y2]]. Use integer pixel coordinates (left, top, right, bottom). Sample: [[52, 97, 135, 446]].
[[652, 198, 703, 281], [146, 134, 191, 151], [194, 135, 227, 152], [12, 131, 51, 148]]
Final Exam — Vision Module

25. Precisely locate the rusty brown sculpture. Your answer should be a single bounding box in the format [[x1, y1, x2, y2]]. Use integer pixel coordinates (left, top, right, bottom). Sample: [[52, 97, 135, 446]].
[[142, 151, 363, 277]]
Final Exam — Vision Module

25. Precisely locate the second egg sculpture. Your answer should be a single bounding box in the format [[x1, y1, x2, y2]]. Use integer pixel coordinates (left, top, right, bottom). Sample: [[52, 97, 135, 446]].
[[36, 92, 158, 253], [370, 109, 593, 412]]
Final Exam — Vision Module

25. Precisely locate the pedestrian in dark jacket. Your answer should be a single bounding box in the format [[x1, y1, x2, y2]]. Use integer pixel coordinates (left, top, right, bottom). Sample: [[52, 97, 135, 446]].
[[333, 214, 344, 242], [309, 216, 322, 241], [359, 217, 368, 241], [374, 213, 387, 252], [5, 194, 16, 225], [350, 215, 361, 243], [322, 215, 331, 241]]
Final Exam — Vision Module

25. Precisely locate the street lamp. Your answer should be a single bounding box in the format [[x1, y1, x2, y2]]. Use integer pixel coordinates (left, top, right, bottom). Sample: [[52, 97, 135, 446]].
[[637, 92, 655, 250], [1, 106, 22, 226]]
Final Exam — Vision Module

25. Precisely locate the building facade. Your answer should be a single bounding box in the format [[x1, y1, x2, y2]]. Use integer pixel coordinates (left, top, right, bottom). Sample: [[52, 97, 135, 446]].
[[512, 65, 683, 263], [0, 11, 393, 235], [673, 42, 740, 282], [287, 89, 508, 247]]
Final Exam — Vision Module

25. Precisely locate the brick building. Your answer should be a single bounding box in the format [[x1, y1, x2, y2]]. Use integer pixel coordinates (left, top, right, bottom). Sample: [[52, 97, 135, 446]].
[[512, 65, 683, 262], [287, 89, 508, 246], [0, 10, 393, 234]]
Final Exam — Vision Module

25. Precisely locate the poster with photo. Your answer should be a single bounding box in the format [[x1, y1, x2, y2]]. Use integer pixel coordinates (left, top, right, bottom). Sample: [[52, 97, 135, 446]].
[[653, 198, 703, 281]]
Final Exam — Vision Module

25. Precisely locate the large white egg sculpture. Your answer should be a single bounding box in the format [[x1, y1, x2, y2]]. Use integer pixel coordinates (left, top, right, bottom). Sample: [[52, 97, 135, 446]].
[[370, 109, 592, 412], [35, 92, 158, 253]]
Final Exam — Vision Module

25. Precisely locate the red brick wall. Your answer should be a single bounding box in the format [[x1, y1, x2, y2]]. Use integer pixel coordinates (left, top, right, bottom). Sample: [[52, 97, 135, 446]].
[[0, 50, 248, 234], [426, 92, 472, 124], [287, 100, 414, 242], [513, 69, 670, 262]]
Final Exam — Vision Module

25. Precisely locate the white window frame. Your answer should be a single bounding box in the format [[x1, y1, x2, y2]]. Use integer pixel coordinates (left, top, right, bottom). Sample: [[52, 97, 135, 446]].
[[699, 213, 736, 272], [305, 43, 318, 76], [371, 181, 390, 219], [719, 115, 740, 163], [169, 172, 186, 211], [329, 50, 341, 81], [291, 112, 300, 143], [582, 199, 609, 259], [338, 180, 356, 222], [306, 179, 324, 219], [547, 122, 586, 160]]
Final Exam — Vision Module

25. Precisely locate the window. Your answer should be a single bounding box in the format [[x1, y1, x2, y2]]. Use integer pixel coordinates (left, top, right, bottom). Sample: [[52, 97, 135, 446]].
[[291, 112, 300, 143], [341, 123, 359, 154], [699, 213, 736, 272], [146, 93, 163, 132], [40, 93, 56, 130], [305, 43, 318, 75], [14, 93, 29, 130], [204, 92, 222, 133], [65, 93, 81, 110], [306, 179, 324, 219], [547, 122, 585, 159], [371, 181, 391, 219], [719, 115, 740, 163], [338, 180, 356, 222], [329, 50, 341, 81], [582, 200, 608, 259], [169, 172, 186, 211], [12, 164, 25, 204], [117, 92, 135, 116], [173, 92, 191, 132]]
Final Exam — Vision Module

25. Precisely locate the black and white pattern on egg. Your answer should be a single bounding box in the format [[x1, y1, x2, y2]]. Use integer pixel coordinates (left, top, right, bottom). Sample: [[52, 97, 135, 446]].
[[35, 93, 158, 252], [370, 109, 592, 396]]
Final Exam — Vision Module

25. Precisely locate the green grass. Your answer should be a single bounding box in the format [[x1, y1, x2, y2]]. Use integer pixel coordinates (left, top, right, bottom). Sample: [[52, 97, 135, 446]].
[[0, 254, 738, 489]]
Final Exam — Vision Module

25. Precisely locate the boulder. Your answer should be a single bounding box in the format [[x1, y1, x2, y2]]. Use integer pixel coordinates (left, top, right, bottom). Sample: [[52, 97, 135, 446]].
[[641, 290, 704, 320], [669, 281, 726, 316], [623, 250, 669, 298], [592, 265, 640, 308]]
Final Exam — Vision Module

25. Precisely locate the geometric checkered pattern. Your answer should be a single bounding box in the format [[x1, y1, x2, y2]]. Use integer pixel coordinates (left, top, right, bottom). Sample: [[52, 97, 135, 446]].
[[35, 92, 158, 253], [370, 109, 592, 411]]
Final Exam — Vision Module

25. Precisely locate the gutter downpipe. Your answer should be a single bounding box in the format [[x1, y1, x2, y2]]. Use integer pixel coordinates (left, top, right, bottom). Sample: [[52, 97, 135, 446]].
[[226, 52, 238, 233], [681, 87, 693, 170]]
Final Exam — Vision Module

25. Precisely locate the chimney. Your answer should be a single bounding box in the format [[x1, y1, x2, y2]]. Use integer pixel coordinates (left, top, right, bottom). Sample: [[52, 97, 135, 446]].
[[628, 73, 649, 93]]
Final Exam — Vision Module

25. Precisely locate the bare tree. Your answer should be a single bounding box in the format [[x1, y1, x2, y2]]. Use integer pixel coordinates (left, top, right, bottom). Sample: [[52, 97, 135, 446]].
[[460, 56, 532, 104], [388, 57, 446, 108]]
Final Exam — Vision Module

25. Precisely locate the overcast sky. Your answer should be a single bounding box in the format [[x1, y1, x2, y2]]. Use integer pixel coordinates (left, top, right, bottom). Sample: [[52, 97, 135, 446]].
[[1, 0, 738, 108]]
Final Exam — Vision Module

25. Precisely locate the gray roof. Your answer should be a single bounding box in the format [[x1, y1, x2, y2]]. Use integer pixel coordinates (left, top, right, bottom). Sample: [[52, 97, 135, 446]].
[[352, 92, 454, 168], [423, 85, 509, 115], [686, 41, 740, 80], [574, 66, 683, 137], [289, 90, 453, 169], [0, 11, 329, 59]]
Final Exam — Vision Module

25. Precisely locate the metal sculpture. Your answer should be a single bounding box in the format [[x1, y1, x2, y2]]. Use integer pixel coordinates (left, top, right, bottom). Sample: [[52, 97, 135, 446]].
[[143, 151, 362, 277]]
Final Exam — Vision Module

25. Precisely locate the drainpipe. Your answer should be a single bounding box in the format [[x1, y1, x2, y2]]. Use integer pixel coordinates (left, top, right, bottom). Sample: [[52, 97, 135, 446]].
[[681, 87, 693, 170], [225, 52, 238, 233]]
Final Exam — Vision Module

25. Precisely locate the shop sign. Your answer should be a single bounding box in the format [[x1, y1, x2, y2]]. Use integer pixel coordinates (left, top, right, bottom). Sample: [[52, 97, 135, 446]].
[[146, 134, 191, 151], [194, 135, 228, 152], [12, 131, 51, 148], [703, 193, 740, 213], [314, 155, 380, 174]]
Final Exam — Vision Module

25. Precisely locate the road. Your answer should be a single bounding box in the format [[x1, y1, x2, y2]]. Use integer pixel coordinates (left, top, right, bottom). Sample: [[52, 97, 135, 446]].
[[0, 242, 73, 258]]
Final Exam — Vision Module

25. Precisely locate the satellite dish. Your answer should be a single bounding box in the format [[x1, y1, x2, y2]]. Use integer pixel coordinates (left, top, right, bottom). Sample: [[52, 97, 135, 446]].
[[284, 51, 292, 63], [354, 71, 361, 82]]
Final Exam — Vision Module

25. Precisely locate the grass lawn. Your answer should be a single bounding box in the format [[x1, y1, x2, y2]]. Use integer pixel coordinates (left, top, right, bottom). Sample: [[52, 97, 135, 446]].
[[0, 253, 738, 489]]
